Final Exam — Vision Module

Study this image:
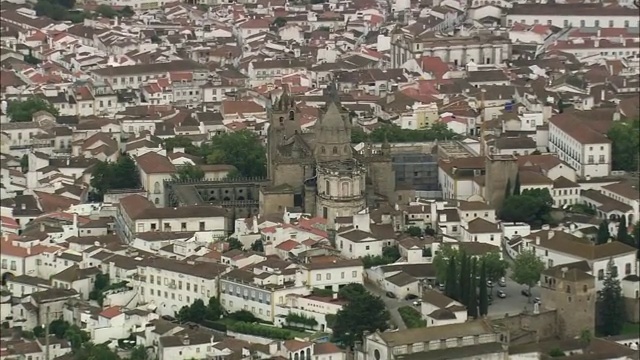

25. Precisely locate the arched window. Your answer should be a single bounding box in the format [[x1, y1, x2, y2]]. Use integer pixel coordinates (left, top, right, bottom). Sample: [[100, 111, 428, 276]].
[[153, 182, 160, 194], [294, 353, 299, 360], [279, 116, 284, 125], [306, 348, 311, 359], [154, 197, 159, 205], [321, 146, 326, 154], [332, 146, 338, 154], [289, 111, 295, 121], [341, 181, 349, 196]]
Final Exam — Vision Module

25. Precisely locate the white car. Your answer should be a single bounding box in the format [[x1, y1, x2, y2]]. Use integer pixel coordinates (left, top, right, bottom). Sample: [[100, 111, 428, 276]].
[[412, 300, 421, 307]]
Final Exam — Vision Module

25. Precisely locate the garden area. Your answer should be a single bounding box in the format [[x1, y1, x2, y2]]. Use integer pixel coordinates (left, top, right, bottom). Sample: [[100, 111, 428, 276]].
[[398, 306, 426, 328]]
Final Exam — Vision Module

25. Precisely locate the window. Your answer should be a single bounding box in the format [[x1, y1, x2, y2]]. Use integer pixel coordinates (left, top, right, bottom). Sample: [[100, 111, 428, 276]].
[[624, 20, 629, 27], [316, 274, 321, 281], [583, 285, 588, 293], [563, 19, 569, 27], [594, 20, 599, 27], [199, 222, 205, 231], [609, 20, 614, 27], [326, 273, 331, 280], [352, 271, 357, 278], [597, 269, 604, 280], [181, 222, 187, 230], [625, 263, 632, 275], [580, 20, 585, 27]]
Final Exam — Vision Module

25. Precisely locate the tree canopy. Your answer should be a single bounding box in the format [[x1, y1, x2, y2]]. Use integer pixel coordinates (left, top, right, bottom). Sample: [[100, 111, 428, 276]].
[[512, 249, 545, 298], [351, 123, 460, 143], [499, 188, 554, 227], [597, 260, 626, 336], [596, 221, 610, 245], [177, 297, 223, 324], [607, 118, 639, 172], [172, 164, 205, 181], [7, 97, 59, 122], [227, 237, 243, 250], [90, 155, 140, 200], [163, 131, 266, 178], [332, 284, 389, 347]]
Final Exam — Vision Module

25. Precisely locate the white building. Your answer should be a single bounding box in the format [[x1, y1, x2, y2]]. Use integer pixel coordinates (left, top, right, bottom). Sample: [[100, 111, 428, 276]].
[[505, 3, 639, 28], [420, 290, 467, 327], [548, 111, 611, 179], [522, 230, 637, 290], [136, 258, 229, 317]]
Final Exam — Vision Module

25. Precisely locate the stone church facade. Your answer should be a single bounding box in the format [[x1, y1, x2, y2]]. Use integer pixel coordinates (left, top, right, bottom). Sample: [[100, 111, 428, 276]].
[[166, 92, 396, 225]]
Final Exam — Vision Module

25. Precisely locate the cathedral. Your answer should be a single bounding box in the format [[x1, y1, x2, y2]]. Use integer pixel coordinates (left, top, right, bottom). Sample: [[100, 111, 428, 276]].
[[264, 91, 396, 224]]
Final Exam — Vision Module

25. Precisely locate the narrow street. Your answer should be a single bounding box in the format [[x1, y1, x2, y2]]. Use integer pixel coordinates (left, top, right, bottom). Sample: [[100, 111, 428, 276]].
[[363, 281, 408, 330]]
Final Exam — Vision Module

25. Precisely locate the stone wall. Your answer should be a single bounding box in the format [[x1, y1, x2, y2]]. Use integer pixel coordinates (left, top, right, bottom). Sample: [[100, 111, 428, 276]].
[[492, 310, 559, 345]]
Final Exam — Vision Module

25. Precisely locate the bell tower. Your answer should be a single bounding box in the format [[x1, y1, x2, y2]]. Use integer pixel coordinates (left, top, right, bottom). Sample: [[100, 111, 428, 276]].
[[270, 90, 301, 140]]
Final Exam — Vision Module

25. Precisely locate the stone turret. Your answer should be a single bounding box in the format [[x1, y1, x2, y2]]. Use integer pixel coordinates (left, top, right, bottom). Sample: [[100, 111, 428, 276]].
[[314, 102, 352, 163]]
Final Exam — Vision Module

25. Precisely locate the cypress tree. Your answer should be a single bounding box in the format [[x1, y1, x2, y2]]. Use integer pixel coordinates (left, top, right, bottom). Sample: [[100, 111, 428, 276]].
[[513, 173, 521, 196], [458, 252, 469, 306], [445, 256, 458, 300], [504, 178, 512, 200], [468, 258, 478, 318], [479, 259, 489, 316], [617, 217, 628, 244], [596, 220, 610, 245]]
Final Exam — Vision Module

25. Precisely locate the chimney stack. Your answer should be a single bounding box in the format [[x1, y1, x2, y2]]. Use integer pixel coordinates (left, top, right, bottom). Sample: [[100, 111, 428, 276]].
[[535, 236, 540, 245], [548, 230, 555, 239]]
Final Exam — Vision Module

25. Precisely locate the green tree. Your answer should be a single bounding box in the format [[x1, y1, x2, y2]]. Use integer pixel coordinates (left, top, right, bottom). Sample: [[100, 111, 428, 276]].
[[444, 256, 458, 300], [607, 118, 639, 172], [513, 173, 521, 196], [172, 164, 205, 181], [119, 5, 134, 17], [433, 244, 459, 283], [366, 123, 460, 143], [226, 237, 243, 250], [468, 258, 478, 318], [504, 178, 512, 200], [228, 310, 257, 323], [64, 324, 90, 350], [351, 128, 369, 143], [272, 17, 287, 28], [96, 4, 118, 18], [164, 136, 198, 153], [598, 260, 626, 336], [33, 325, 45, 338], [483, 252, 509, 291], [549, 348, 565, 357], [616, 217, 628, 244], [7, 97, 59, 122], [90, 155, 141, 200], [20, 155, 28, 172], [206, 297, 223, 321], [478, 259, 488, 317], [204, 130, 266, 177], [177, 299, 208, 323], [250, 240, 264, 252], [49, 319, 70, 338], [458, 251, 470, 306], [332, 290, 389, 347], [338, 283, 367, 301], [405, 226, 422, 237], [129, 345, 148, 360], [512, 250, 545, 301], [596, 220, 610, 245], [500, 189, 554, 227], [73, 342, 121, 360]]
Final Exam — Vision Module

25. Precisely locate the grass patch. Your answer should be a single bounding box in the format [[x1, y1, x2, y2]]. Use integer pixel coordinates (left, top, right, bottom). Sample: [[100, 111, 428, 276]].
[[398, 306, 426, 328], [621, 322, 640, 336], [215, 319, 309, 339]]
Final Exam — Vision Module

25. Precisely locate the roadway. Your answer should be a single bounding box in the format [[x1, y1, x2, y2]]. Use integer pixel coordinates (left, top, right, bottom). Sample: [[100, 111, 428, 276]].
[[364, 269, 541, 328]]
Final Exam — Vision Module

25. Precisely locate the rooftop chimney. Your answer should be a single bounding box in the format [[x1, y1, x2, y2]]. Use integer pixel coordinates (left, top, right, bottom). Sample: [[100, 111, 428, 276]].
[[535, 236, 540, 245], [548, 230, 555, 239]]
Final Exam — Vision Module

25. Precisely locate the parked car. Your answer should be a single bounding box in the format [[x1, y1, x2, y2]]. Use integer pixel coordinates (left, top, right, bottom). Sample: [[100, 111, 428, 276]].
[[386, 291, 396, 298], [405, 294, 419, 301], [486, 280, 493, 288], [498, 277, 507, 287], [412, 300, 421, 307], [497, 290, 507, 299], [438, 283, 445, 291], [521, 289, 531, 297]]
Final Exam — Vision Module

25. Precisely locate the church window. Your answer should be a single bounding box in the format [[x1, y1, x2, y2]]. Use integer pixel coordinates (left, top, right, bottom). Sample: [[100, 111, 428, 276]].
[[325, 180, 330, 195], [341, 182, 349, 196], [153, 182, 161, 194], [321, 146, 326, 154], [279, 116, 284, 125], [332, 146, 338, 154], [289, 111, 295, 121]]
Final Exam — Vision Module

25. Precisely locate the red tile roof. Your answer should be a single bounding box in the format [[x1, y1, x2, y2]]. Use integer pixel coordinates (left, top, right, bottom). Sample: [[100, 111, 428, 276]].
[[99, 306, 122, 319]]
